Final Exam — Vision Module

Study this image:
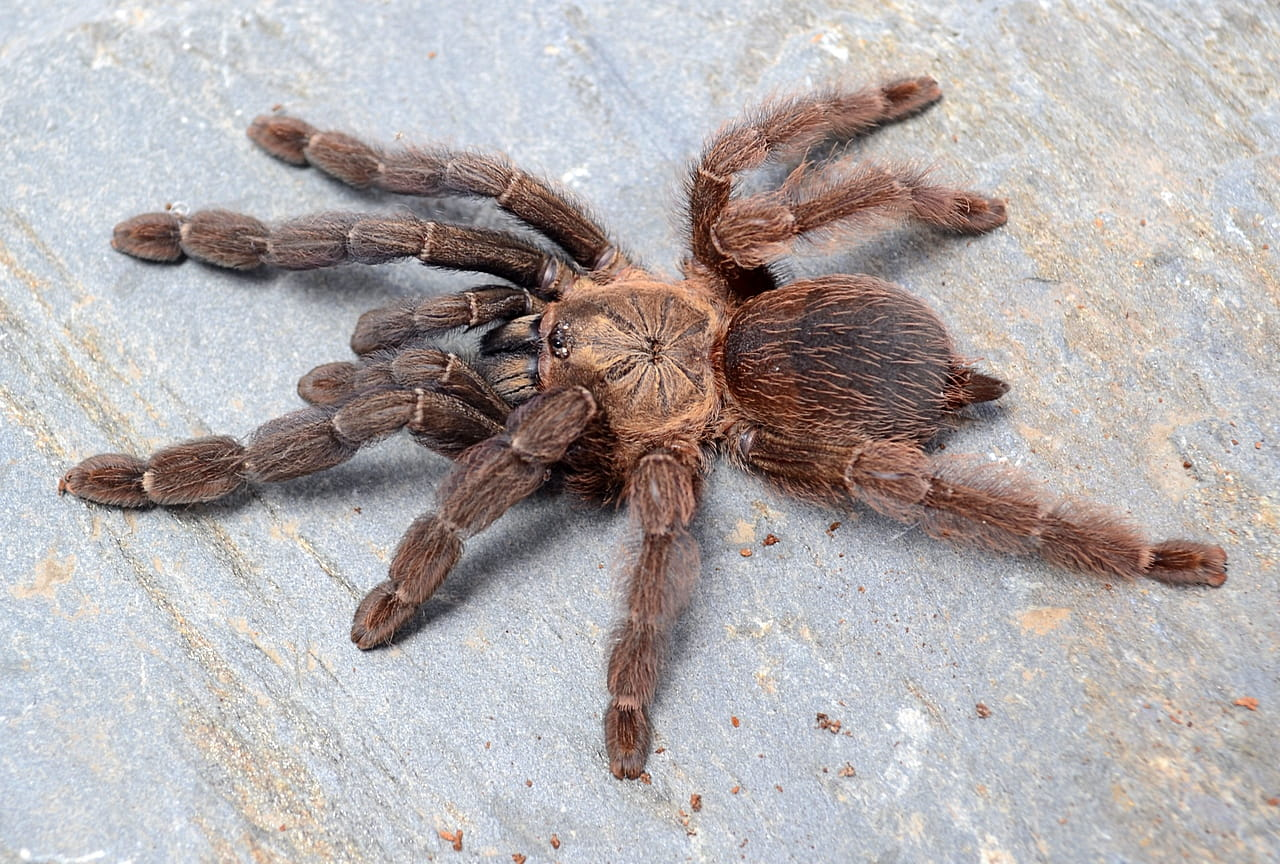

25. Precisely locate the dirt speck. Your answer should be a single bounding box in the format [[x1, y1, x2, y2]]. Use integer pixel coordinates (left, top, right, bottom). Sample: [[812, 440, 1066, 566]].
[[12, 550, 77, 602], [1017, 607, 1071, 636]]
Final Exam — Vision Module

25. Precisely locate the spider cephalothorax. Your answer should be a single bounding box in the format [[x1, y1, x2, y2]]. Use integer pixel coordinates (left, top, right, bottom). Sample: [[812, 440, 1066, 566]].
[[61, 77, 1226, 780]]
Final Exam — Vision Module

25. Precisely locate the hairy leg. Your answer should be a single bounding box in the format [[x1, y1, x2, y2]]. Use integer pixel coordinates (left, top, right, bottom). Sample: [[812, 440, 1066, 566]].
[[60, 351, 519, 507], [730, 426, 1227, 586], [604, 448, 702, 779], [298, 346, 508, 412], [112, 209, 575, 296], [345, 284, 544, 356], [709, 162, 1007, 270], [350, 386, 596, 647], [247, 115, 627, 277], [689, 77, 942, 286]]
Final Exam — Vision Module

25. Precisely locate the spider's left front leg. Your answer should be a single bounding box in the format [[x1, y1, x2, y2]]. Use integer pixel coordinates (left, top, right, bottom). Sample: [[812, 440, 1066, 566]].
[[246, 114, 629, 279], [350, 386, 595, 647], [605, 448, 702, 779]]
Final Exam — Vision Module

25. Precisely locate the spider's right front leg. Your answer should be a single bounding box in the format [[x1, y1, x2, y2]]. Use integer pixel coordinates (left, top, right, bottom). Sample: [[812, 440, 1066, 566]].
[[350, 386, 596, 647]]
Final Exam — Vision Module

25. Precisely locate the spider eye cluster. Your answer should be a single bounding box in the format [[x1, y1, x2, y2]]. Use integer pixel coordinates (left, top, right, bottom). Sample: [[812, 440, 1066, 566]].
[[548, 321, 572, 359]]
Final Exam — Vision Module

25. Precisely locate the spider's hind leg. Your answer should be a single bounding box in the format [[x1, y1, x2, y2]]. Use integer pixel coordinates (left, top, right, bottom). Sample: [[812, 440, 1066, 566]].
[[689, 77, 945, 290], [709, 163, 1007, 272], [730, 426, 1227, 587]]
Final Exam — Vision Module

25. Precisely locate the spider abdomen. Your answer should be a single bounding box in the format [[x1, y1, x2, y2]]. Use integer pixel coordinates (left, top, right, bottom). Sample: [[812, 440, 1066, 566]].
[[722, 276, 959, 443]]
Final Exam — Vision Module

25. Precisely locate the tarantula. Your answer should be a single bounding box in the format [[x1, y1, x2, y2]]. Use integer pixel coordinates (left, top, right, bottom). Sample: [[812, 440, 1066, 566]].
[[61, 77, 1226, 779]]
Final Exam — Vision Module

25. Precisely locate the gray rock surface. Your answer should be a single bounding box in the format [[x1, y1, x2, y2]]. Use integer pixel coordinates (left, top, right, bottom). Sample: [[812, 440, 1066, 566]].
[[2, 1, 1276, 861]]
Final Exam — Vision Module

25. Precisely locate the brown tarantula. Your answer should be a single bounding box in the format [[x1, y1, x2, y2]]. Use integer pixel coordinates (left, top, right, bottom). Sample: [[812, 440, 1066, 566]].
[[61, 77, 1226, 779]]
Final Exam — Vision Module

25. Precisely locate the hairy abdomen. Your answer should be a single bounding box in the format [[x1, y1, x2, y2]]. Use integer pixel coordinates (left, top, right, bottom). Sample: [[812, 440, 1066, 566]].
[[722, 276, 959, 443]]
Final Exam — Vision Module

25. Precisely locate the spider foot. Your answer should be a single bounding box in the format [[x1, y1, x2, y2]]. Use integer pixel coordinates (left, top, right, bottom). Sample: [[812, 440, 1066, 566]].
[[1146, 541, 1227, 587], [350, 580, 415, 649], [882, 75, 943, 118], [297, 361, 362, 405], [247, 114, 316, 165], [604, 700, 651, 780], [947, 194, 1008, 234], [113, 209, 270, 270], [112, 212, 183, 262], [59, 453, 149, 507], [350, 581, 430, 650], [63, 437, 252, 508]]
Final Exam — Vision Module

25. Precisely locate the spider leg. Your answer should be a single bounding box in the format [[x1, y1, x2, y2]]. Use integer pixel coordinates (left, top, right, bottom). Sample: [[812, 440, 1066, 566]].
[[111, 209, 576, 296], [346, 284, 544, 356], [296, 346, 510, 446], [294, 284, 545, 407], [349, 386, 596, 648], [59, 362, 513, 507], [604, 448, 702, 779], [689, 77, 942, 291], [247, 115, 628, 278], [731, 426, 1227, 587], [709, 162, 1007, 271]]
